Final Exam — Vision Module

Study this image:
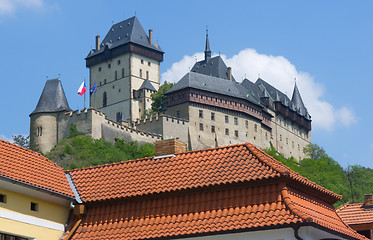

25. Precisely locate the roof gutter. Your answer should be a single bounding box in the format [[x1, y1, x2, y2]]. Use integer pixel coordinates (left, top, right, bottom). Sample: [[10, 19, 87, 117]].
[[0, 174, 74, 200]]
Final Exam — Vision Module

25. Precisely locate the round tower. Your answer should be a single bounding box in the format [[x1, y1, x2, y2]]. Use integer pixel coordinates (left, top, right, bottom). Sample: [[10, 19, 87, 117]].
[[30, 78, 71, 153]]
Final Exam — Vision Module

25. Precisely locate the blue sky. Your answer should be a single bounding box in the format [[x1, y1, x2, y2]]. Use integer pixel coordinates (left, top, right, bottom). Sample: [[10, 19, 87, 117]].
[[1, 1, 372, 168]]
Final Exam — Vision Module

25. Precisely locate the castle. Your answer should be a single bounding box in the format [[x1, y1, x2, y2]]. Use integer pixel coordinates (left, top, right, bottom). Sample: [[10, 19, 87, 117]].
[[30, 16, 311, 160]]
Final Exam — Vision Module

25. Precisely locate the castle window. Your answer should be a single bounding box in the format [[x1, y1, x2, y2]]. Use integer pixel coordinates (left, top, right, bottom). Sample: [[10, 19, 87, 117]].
[[286, 138, 288, 144], [176, 111, 181, 118], [254, 124, 258, 132], [199, 110, 203, 118], [100, 82, 102, 86], [104, 79, 107, 84], [98, 67, 101, 72], [211, 112, 215, 121], [146, 71, 149, 79], [122, 68, 124, 78], [280, 134, 282, 141], [225, 128, 229, 136], [292, 141, 294, 148], [115, 71, 117, 80], [148, 62, 151, 66], [234, 117, 238, 125], [225, 115, 229, 123], [0, 194, 6, 203], [265, 132, 268, 140], [140, 69, 142, 78], [211, 125, 215, 133], [298, 144, 300, 151], [235, 130, 239, 137], [245, 120, 248, 129], [116, 112, 123, 122], [108, 63, 111, 68], [117, 60, 121, 65], [103, 92, 107, 107], [37, 127, 42, 136], [141, 59, 144, 64], [199, 123, 204, 131], [31, 202, 38, 211]]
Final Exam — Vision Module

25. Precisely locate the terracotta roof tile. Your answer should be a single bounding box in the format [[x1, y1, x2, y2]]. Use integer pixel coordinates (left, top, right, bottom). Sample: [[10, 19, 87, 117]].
[[0, 139, 74, 198], [68, 143, 338, 203], [337, 202, 373, 226]]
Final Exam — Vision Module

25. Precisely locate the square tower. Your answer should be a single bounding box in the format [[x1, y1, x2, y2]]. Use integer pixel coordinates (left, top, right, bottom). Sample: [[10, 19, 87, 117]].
[[86, 16, 163, 122]]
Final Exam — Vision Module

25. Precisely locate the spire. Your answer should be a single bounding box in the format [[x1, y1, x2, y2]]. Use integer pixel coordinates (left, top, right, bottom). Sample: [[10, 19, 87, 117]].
[[204, 28, 211, 61], [31, 78, 71, 115], [291, 82, 307, 116]]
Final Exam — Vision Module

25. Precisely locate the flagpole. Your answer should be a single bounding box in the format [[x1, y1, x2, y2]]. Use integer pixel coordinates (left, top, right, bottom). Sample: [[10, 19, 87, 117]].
[[84, 78, 86, 109]]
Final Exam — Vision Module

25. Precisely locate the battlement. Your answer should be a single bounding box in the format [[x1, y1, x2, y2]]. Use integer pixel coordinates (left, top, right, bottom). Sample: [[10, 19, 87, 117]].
[[135, 113, 188, 127]]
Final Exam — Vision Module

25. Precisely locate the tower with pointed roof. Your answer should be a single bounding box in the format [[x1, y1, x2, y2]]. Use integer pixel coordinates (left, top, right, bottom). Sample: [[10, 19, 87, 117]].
[[29, 78, 72, 153], [86, 16, 164, 122]]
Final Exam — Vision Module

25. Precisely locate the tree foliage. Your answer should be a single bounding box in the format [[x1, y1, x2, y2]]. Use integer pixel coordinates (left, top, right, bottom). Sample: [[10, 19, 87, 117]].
[[12, 134, 29, 148], [264, 143, 373, 207], [46, 133, 155, 170], [150, 81, 174, 113]]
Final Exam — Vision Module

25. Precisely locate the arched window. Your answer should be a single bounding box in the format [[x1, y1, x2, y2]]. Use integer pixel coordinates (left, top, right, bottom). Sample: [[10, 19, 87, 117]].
[[103, 92, 107, 107]]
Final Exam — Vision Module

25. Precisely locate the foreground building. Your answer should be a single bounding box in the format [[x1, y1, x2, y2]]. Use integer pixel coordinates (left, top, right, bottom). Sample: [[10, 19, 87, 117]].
[[62, 139, 364, 239], [30, 16, 311, 160], [0, 139, 75, 239], [337, 195, 373, 239]]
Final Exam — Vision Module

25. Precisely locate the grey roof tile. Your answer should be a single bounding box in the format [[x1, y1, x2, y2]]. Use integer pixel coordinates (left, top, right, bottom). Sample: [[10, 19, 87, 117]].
[[291, 82, 307, 116], [166, 72, 262, 106], [31, 78, 71, 115], [139, 79, 156, 92], [191, 56, 236, 81], [87, 16, 163, 58]]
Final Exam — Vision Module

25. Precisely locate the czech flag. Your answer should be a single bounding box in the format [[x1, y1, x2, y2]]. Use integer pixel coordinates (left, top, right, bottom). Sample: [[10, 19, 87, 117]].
[[77, 81, 87, 96]]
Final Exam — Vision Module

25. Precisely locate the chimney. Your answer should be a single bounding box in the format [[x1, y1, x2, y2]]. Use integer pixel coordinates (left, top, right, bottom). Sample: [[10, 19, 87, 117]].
[[227, 67, 232, 81], [149, 29, 153, 45], [365, 194, 373, 207], [95, 35, 100, 51], [155, 139, 186, 157]]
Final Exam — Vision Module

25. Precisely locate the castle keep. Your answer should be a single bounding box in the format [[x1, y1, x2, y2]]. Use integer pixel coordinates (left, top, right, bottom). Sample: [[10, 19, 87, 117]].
[[30, 16, 311, 160]]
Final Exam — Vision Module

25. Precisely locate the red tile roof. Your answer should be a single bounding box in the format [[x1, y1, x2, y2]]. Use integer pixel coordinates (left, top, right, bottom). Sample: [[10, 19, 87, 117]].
[[337, 203, 373, 226], [64, 142, 366, 240], [0, 139, 74, 198], [67, 143, 340, 202]]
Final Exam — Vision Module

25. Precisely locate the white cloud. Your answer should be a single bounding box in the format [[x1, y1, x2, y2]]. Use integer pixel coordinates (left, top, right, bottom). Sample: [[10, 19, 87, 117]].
[[161, 48, 357, 131], [0, 0, 44, 16]]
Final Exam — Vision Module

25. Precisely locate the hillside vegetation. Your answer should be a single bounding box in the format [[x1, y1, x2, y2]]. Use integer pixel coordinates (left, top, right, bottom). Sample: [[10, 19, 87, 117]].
[[264, 143, 373, 207], [46, 125, 155, 169]]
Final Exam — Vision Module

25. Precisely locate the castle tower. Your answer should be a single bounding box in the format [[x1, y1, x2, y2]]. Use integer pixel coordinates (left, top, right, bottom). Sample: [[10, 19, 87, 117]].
[[85, 16, 164, 123], [29, 78, 71, 153]]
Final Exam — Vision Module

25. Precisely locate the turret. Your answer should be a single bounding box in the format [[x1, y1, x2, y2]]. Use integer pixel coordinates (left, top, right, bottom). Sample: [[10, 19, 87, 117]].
[[29, 78, 71, 153], [204, 29, 211, 61], [291, 82, 307, 116]]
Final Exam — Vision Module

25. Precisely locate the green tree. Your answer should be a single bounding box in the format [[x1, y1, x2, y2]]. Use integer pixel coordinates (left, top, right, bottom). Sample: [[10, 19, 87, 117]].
[[151, 81, 174, 113], [12, 135, 29, 148], [303, 143, 327, 160]]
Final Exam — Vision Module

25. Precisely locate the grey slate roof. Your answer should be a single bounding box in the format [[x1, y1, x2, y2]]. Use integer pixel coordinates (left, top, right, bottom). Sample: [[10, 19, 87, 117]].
[[241, 78, 311, 120], [31, 78, 71, 115], [191, 56, 236, 81], [87, 16, 163, 58], [291, 82, 307, 116], [166, 72, 262, 106], [139, 79, 156, 92]]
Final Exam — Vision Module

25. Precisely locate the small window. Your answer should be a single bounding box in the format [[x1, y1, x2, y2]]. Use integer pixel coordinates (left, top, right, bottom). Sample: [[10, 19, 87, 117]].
[[122, 68, 124, 78], [234, 117, 238, 125], [117, 60, 121, 65], [104, 79, 107, 84], [280, 134, 282, 141], [146, 71, 149, 79], [176, 111, 181, 118], [211, 125, 215, 133], [148, 62, 151, 66], [37, 126, 42, 136], [115, 71, 117, 80], [0, 194, 6, 203], [225, 128, 229, 136], [245, 120, 248, 129], [31, 202, 38, 211], [98, 67, 101, 72], [298, 144, 300, 151], [292, 141, 294, 148], [108, 63, 111, 69], [199, 123, 204, 131], [235, 130, 239, 137], [116, 112, 122, 122], [225, 115, 229, 123], [211, 112, 215, 121], [265, 132, 268, 140], [199, 110, 203, 118], [103, 92, 107, 107], [140, 69, 142, 78], [141, 59, 144, 64], [286, 138, 288, 144], [254, 124, 258, 132]]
